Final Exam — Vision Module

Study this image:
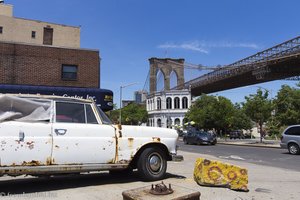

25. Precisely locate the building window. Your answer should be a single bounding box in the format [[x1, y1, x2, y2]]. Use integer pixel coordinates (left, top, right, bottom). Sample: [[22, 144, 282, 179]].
[[157, 97, 161, 110], [157, 119, 162, 127], [182, 97, 188, 109], [166, 97, 172, 109], [174, 97, 180, 109], [31, 31, 36, 39], [43, 27, 53, 45], [62, 65, 78, 80], [0, 26, 3, 34], [175, 118, 180, 126]]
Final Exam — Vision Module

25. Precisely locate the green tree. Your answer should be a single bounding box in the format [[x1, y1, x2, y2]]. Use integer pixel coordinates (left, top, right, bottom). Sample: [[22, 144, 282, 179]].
[[108, 109, 119, 124], [185, 95, 218, 130], [213, 96, 236, 133], [243, 89, 273, 143], [274, 85, 300, 126], [121, 103, 148, 125], [231, 104, 252, 131], [185, 95, 236, 135]]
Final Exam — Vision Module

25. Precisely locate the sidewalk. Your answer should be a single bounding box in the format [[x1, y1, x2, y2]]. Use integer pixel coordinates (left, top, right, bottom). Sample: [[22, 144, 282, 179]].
[[217, 138, 281, 148], [0, 149, 298, 200]]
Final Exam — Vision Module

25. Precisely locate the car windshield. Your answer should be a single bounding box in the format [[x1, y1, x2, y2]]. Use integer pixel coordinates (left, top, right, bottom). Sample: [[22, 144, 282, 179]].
[[197, 131, 209, 136], [96, 106, 112, 125]]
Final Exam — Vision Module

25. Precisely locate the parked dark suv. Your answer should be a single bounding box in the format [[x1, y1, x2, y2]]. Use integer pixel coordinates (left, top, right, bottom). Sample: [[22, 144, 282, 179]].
[[280, 125, 300, 155]]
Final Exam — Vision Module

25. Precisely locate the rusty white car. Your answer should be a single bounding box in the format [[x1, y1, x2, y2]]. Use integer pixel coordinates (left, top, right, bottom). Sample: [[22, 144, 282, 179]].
[[0, 94, 183, 181]]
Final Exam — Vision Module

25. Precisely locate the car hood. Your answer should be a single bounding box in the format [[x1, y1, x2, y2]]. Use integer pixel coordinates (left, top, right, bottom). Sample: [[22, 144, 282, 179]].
[[117, 125, 178, 139]]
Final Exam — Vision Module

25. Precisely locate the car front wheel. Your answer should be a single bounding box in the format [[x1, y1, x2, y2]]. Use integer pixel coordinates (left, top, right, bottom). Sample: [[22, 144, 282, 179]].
[[137, 147, 167, 181], [288, 143, 300, 155]]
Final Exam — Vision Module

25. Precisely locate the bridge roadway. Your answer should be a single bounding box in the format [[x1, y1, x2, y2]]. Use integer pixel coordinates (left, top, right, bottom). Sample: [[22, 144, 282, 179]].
[[184, 36, 300, 96]]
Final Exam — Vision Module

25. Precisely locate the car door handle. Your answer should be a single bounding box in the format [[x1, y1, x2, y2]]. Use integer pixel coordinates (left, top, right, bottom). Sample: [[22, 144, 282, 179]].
[[55, 129, 67, 136], [19, 131, 25, 142]]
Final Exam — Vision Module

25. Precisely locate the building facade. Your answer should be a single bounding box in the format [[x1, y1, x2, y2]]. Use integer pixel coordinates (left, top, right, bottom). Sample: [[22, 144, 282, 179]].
[[0, 3, 100, 88], [134, 90, 147, 104], [0, 4, 80, 48], [147, 89, 191, 128], [0, 2, 113, 110], [146, 58, 191, 128], [0, 41, 100, 88]]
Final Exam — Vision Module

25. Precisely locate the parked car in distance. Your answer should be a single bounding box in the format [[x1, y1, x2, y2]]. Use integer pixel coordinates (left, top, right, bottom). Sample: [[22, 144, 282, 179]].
[[280, 125, 300, 155], [0, 94, 183, 181], [229, 130, 245, 139], [183, 129, 217, 145]]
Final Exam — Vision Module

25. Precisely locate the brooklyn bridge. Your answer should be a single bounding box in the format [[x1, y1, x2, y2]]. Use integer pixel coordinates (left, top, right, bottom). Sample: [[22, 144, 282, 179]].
[[145, 36, 300, 96]]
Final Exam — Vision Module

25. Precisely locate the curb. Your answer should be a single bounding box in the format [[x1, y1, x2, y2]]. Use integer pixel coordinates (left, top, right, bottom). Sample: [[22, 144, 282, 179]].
[[217, 141, 281, 149]]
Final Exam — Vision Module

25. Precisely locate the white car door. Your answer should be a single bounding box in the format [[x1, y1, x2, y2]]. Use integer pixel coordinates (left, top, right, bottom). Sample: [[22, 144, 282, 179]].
[[0, 121, 53, 166], [51, 101, 116, 165], [0, 97, 53, 166]]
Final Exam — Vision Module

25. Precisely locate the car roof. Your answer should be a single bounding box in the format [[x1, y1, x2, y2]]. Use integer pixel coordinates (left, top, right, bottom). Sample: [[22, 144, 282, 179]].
[[0, 93, 94, 104]]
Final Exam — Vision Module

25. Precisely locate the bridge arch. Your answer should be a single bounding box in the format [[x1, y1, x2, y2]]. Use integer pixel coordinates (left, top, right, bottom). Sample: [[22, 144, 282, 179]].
[[149, 57, 185, 93], [170, 70, 178, 89], [156, 69, 165, 91]]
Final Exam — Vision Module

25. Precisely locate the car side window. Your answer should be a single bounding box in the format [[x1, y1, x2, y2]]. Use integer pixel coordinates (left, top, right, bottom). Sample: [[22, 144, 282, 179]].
[[285, 127, 300, 136], [85, 105, 98, 124], [56, 102, 85, 123]]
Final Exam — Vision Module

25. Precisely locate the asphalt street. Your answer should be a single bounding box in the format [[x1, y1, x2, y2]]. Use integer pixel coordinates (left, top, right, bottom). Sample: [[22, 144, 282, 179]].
[[178, 141, 300, 172], [0, 146, 300, 199]]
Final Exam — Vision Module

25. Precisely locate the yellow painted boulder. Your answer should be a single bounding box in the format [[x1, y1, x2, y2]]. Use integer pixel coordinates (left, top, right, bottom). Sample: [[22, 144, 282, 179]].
[[194, 158, 249, 192]]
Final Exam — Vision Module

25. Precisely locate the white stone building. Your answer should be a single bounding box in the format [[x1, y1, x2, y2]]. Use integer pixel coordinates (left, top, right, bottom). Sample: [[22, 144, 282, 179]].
[[147, 89, 191, 128]]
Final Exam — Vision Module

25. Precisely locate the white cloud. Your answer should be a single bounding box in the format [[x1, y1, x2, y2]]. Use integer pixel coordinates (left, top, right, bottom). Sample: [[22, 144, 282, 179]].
[[158, 41, 209, 54], [158, 40, 260, 53], [208, 41, 260, 49]]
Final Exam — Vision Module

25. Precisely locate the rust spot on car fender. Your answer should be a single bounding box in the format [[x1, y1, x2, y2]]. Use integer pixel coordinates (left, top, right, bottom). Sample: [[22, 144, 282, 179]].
[[128, 138, 134, 148], [117, 159, 130, 164], [26, 141, 35, 150], [22, 160, 41, 166], [152, 137, 161, 142], [46, 157, 54, 165], [107, 159, 114, 164]]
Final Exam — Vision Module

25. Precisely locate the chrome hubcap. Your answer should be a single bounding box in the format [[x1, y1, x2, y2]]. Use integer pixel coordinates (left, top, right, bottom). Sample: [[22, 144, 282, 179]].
[[290, 145, 297, 154], [149, 154, 162, 172]]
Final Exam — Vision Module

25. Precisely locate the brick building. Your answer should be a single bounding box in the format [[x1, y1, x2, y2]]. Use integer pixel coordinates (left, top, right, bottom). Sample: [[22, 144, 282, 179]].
[[0, 42, 100, 88], [0, 2, 112, 110]]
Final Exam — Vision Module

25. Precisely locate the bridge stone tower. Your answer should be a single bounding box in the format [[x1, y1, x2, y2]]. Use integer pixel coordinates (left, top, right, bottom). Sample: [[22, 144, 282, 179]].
[[149, 57, 185, 94]]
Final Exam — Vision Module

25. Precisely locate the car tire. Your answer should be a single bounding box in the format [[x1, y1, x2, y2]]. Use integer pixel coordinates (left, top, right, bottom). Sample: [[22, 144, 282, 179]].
[[288, 143, 300, 155], [137, 147, 167, 181]]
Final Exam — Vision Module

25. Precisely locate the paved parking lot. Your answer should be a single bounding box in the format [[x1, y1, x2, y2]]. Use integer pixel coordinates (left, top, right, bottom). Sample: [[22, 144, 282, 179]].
[[0, 150, 299, 200]]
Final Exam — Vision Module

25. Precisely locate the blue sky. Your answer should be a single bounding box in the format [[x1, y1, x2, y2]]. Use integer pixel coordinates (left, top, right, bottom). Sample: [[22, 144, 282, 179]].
[[7, 0, 300, 106]]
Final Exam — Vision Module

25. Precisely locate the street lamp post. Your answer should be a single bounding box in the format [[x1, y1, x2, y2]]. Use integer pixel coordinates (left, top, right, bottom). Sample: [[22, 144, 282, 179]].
[[119, 82, 138, 124]]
